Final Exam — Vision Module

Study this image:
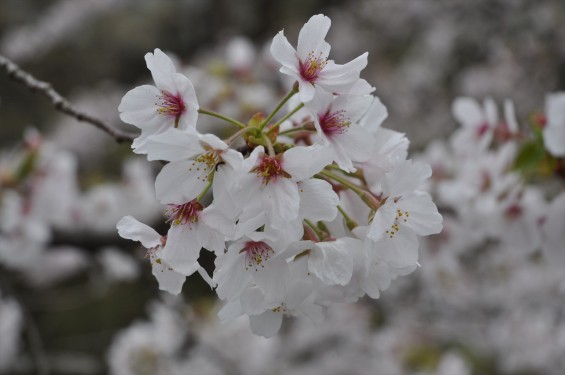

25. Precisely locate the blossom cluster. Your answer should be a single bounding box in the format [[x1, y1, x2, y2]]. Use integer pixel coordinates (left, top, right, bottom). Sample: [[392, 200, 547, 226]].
[[108, 91, 565, 374], [0, 130, 156, 284], [117, 14, 443, 337]]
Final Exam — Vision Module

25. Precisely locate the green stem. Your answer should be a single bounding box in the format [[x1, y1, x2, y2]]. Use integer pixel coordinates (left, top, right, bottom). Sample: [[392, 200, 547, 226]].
[[197, 177, 214, 201], [318, 170, 365, 196], [318, 170, 379, 210], [278, 126, 310, 136], [262, 133, 276, 156], [198, 108, 246, 129], [337, 205, 358, 231], [325, 164, 364, 180], [304, 219, 324, 240], [259, 88, 297, 131], [269, 103, 305, 134], [226, 126, 251, 145]]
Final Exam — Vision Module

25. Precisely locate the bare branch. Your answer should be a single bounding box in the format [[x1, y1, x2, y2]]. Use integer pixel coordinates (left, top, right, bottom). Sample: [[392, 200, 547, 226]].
[[0, 54, 136, 144]]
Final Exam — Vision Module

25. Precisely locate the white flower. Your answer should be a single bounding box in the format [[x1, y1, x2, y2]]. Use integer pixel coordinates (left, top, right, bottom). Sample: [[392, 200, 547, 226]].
[[214, 233, 294, 302], [232, 145, 332, 236], [118, 48, 199, 154], [219, 260, 323, 338], [368, 160, 443, 242], [161, 200, 224, 276], [306, 90, 373, 172], [144, 127, 242, 204], [543, 92, 565, 157], [116, 215, 186, 294], [450, 97, 498, 154], [270, 14, 368, 102]]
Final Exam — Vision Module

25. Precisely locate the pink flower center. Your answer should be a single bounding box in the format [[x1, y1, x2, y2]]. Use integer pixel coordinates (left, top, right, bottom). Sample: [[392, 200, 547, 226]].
[[299, 52, 327, 83], [476, 122, 490, 138], [156, 91, 186, 122], [165, 200, 203, 226], [318, 109, 351, 137], [240, 241, 274, 270], [505, 204, 523, 220], [252, 155, 291, 185]]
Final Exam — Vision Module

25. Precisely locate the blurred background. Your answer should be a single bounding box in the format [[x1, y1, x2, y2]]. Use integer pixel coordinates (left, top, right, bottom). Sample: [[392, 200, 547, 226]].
[[1, 0, 565, 374]]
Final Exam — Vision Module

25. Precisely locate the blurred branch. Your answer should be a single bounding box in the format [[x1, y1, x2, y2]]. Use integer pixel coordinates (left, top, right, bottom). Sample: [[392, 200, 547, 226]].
[[0, 54, 136, 144]]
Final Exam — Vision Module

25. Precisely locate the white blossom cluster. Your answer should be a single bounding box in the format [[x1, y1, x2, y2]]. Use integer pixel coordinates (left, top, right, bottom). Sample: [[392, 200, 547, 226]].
[[413, 94, 565, 374], [116, 14, 443, 337], [0, 130, 156, 284], [107, 298, 472, 375]]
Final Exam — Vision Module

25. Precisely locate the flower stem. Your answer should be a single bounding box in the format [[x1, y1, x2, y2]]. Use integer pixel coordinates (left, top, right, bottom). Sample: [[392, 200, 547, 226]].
[[259, 87, 297, 131], [226, 126, 251, 145], [277, 126, 310, 136], [304, 219, 324, 240], [337, 205, 358, 231], [262, 133, 276, 156], [197, 177, 214, 201], [269, 103, 305, 134], [317, 170, 379, 210], [198, 108, 246, 129]]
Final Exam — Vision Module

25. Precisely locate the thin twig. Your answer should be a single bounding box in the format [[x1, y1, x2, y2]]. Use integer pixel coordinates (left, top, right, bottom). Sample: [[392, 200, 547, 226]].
[[0, 54, 136, 144]]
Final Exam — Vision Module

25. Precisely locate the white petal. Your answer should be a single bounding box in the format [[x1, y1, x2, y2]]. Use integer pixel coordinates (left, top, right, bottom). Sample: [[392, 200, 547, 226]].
[[308, 238, 357, 285], [116, 216, 161, 248], [378, 229, 419, 273], [297, 14, 331, 58], [298, 81, 316, 103], [144, 128, 203, 162], [162, 225, 201, 276], [270, 31, 298, 71], [214, 252, 250, 300], [284, 144, 332, 181], [118, 85, 163, 127], [264, 179, 300, 226], [151, 257, 186, 295], [249, 310, 283, 338], [452, 97, 483, 128], [254, 258, 290, 301], [360, 96, 388, 132], [397, 192, 443, 236], [504, 99, 519, 133], [145, 48, 177, 93], [367, 200, 397, 241], [155, 160, 209, 204], [382, 160, 431, 197], [298, 179, 339, 222]]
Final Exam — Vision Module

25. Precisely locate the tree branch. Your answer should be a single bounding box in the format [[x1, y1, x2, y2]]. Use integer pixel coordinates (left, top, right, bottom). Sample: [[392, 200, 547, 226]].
[[0, 54, 136, 144]]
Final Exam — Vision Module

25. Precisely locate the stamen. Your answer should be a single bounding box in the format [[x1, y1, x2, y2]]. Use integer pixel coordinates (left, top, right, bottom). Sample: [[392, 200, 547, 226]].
[[252, 155, 291, 185], [299, 51, 327, 83], [387, 209, 410, 239], [188, 151, 220, 182], [318, 109, 351, 136], [155, 91, 186, 123], [165, 200, 203, 226], [240, 241, 275, 271]]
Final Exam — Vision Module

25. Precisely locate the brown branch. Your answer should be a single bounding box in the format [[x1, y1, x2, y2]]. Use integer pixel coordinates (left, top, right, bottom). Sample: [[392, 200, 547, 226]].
[[0, 54, 136, 144]]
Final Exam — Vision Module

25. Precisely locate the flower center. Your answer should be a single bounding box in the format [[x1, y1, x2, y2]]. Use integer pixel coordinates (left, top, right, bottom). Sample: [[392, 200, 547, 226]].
[[165, 200, 203, 226], [240, 241, 275, 270], [318, 109, 351, 136], [299, 52, 327, 83], [385, 208, 410, 239], [156, 91, 186, 124], [189, 151, 221, 182], [476, 122, 490, 138], [252, 155, 291, 185]]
